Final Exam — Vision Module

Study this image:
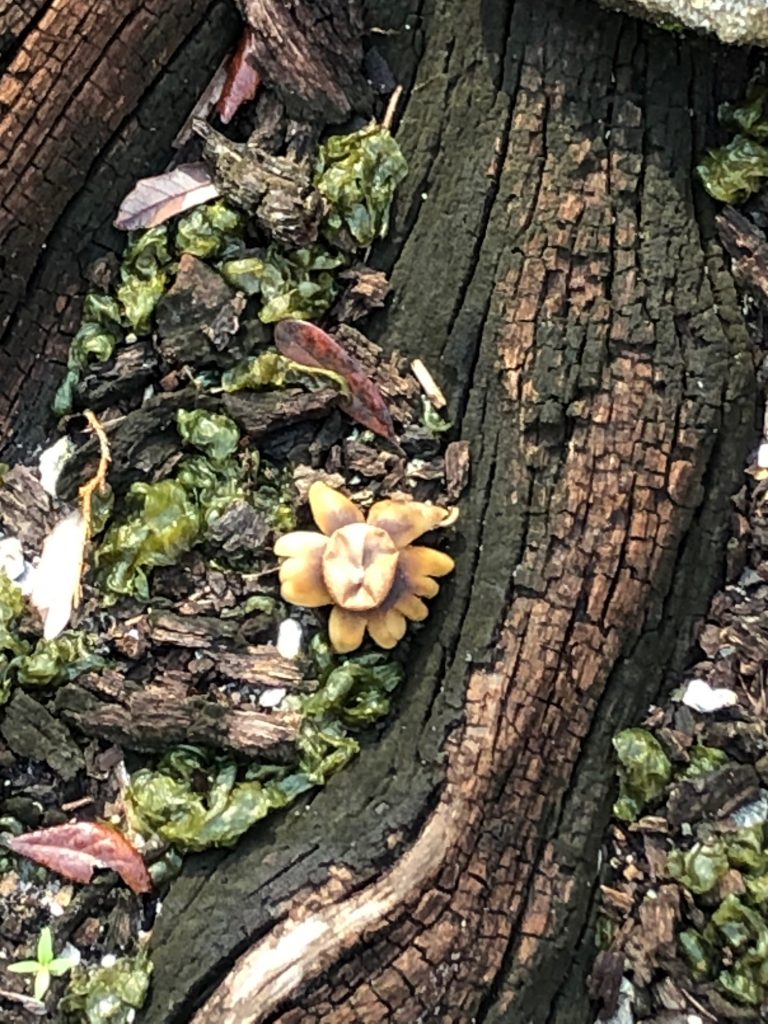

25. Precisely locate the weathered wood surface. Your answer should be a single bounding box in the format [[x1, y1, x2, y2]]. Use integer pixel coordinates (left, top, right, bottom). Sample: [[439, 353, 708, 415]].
[[0, 0, 757, 1022]]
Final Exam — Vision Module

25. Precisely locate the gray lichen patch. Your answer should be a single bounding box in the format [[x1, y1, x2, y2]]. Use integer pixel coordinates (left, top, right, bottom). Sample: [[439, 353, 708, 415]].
[[595, 0, 768, 46]]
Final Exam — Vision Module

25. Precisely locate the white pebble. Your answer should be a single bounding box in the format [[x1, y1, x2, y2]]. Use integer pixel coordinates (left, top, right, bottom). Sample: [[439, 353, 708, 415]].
[[276, 619, 302, 660], [259, 688, 287, 709], [680, 677, 737, 713]]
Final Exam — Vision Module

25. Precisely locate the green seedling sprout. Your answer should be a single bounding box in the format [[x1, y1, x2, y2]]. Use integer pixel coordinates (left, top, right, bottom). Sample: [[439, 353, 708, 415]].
[[6, 926, 78, 1002]]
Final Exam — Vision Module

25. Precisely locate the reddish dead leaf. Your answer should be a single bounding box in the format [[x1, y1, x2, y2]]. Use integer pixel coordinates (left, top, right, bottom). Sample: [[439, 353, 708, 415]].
[[274, 319, 396, 441], [114, 162, 219, 231], [217, 28, 262, 125], [8, 821, 152, 894]]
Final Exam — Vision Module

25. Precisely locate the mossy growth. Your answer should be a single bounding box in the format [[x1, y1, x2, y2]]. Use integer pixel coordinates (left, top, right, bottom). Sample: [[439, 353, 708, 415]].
[[0, 570, 104, 703], [53, 123, 408, 417], [697, 84, 768, 204], [126, 636, 402, 852]]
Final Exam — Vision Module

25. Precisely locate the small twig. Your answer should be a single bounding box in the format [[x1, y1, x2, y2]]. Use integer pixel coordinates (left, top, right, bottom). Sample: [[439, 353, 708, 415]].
[[382, 84, 403, 132], [78, 409, 111, 541], [60, 795, 94, 813], [681, 989, 718, 1023], [74, 409, 112, 606], [411, 358, 447, 409]]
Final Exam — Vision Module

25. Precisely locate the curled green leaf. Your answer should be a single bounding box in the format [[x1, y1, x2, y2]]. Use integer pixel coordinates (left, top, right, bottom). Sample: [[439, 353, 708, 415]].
[[315, 123, 408, 249], [697, 134, 768, 204], [175, 201, 243, 258], [667, 839, 729, 894], [13, 632, 105, 686], [176, 409, 240, 462], [60, 949, 152, 1024], [612, 728, 672, 821]]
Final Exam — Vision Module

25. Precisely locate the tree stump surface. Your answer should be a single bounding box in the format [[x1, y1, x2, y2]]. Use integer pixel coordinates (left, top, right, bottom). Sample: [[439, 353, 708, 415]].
[[0, 0, 757, 1022]]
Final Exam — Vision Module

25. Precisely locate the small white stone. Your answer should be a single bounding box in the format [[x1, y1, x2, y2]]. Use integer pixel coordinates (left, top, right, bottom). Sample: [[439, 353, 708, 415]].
[[276, 619, 302, 660], [758, 441, 768, 469], [259, 687, 287, 709], [680, 677, 738, 713], [100, 953, 117, 968], [38, 436, 75, 497]]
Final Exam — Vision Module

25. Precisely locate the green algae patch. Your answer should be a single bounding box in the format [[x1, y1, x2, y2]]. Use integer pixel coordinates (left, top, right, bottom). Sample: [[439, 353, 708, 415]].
[[302, 640, 404, 726], [174, 201, 244, 259], [52, 297, 123, 416], [682, 744, 729, 779], [96, 480, 201, 601], [221, 350, 348, 395], [176, 409, 240, 462], [125, 640, 404, 853], [13, 632, 105, 687], [315, 124, 408, 249], [0, 571, 30, 703], [667, 838, 729, 894], [126, 746, 313, 851], [60, 948, 152, 1024], [697, 86, 768, 204], [220, 244, 343, 322], [612, 728, 672, 821], [117, 226, 174, 334]]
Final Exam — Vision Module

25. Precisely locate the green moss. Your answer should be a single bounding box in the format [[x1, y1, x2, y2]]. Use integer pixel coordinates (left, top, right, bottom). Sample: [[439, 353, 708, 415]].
[[697, 85, 768, 204], [315, 123, 408, 249], [174, 201, 244, 259], [612, 728, 672, 821], [220, 244, 343, 322], [95, 479, 201, 601], [60, 949, 152, 1024], [176, 409, 240, 462]]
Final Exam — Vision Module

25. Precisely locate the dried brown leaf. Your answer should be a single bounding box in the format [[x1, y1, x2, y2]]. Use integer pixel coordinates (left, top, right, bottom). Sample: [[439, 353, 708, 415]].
[[114, 163, 219, 231], [8, 821, 152, 894], [274, 319, 396, 440], [217, 28, 262, 125]]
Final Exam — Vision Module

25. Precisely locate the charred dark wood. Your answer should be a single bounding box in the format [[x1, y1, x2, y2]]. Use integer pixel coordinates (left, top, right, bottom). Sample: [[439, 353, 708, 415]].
[[0, 466, 51, 551], [235, 0, 371, 122], [155, 254, 248, 368], [55, 671, 301, 761], [56, 386, 340, 498], [0, 691, 85, 782], [196, 120, 324, 247], [718, 207, 768, 304]]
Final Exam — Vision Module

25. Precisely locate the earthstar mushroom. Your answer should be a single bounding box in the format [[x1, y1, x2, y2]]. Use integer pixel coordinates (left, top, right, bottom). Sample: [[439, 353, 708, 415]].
[[274, 481, 456, 653]]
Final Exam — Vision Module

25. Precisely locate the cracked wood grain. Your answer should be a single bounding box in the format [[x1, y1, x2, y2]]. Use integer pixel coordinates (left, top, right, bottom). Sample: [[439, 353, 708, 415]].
[[0, 0, 757, 1021]]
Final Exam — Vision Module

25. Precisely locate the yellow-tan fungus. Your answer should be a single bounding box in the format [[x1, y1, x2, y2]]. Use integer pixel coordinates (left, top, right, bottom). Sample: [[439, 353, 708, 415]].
[[273, 481, 456, 653]]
